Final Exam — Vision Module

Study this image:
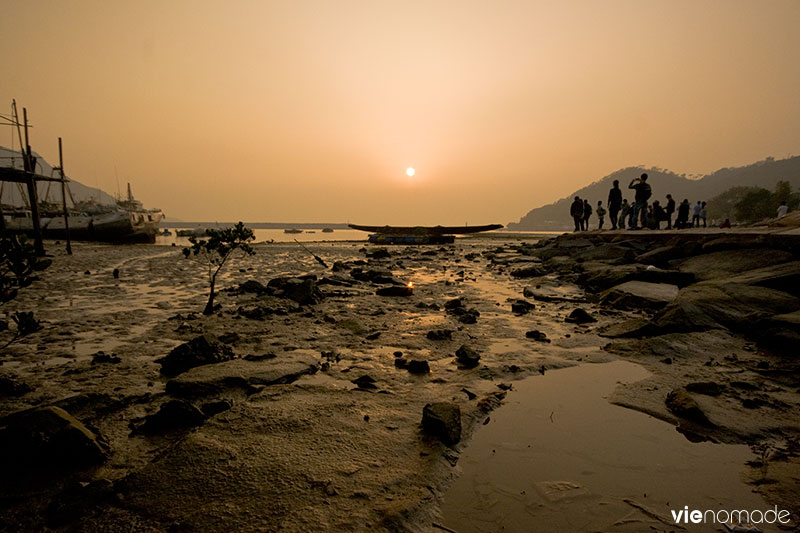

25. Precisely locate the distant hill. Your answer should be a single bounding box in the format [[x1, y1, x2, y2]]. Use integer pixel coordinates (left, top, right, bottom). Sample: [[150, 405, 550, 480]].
[[0, 145, 117, 206], [508, 156, 800, 231]]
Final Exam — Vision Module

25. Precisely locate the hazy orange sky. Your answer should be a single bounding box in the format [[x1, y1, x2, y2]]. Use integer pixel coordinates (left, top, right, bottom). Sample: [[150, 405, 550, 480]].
[[3, 0, 799, 224]]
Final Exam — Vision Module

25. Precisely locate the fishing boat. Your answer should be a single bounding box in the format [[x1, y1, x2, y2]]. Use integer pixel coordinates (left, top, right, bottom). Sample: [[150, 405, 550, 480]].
[[284, 228, 303, 234], [348, 223, 503, 244], [322, 228, 334, 233], [3, 183, 163, 243]]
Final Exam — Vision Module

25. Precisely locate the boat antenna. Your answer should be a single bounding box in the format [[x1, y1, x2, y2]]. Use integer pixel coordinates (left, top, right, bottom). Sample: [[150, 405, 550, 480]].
[[294, 239, 328, 268]]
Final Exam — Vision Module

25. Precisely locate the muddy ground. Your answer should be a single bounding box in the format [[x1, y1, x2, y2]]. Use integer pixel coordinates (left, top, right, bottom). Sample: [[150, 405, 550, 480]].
[[0, 232, 798, 532]]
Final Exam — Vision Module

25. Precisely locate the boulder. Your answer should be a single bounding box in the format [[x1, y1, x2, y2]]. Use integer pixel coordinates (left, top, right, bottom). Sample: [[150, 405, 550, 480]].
[[525, 330, 551, 342], [237, 280, 267, 294], [685, 382, 724, 397], [133, 400, 206, 435], [157, 334, 235, 377], [376, 285, 413, 297], [665, 388, 712, 425], [752, 310, 800, 354], [406, 360, 431, 374], [722, 261, 800, 297], [635, 245, 684, 268], [605, 330, 746, 361], [278, 278, 324, 305], [565, 308, 596, 324], [572, 244, 636, 264], [656, 282, 800, 332], [421, 402, 462, 445], [510, 265, 547, 278], [0, 406, 108, 472], [510, 299, 535, 314], [578, 262, 694, 292], [165, 350, 319, 398], [455, 345, 481, 368], [600, 281, 678, 311], [0, 373, 33, 396], [674, 249, 794, 282], [597, 318, 659, 338], [427, 329, 453, 341]]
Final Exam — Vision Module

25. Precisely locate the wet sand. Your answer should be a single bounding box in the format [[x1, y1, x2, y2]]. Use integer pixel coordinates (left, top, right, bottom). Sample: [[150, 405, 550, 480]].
[[0, 236, 796, 531]]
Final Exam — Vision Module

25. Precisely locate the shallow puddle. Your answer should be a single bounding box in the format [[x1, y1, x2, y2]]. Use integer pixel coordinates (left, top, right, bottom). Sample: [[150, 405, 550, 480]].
[[440, 361, 768, 532]]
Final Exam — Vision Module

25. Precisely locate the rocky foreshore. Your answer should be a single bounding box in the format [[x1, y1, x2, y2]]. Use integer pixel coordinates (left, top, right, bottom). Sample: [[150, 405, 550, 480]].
[[0, 233, 798, 531]]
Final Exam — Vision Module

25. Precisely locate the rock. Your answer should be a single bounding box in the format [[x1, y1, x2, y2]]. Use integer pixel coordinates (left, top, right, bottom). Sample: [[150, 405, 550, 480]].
[[674, 249, 794, 282], [156, 334, 235, 377], [722, 261, 800, 297], [444, 298, 464, 310], [278, 278, 324, 305], [510, 265, 547, 278], [522, 287, 587, 303], [597, 318, 659, 338], [599, 281, 679, 311], [578, 262, 694, 292], [455, 345, 481, 368], [366, 247, 391, 259], [197, 397, 233, 417], [352, 375, 378, 390], [421, 402, 462, 445], [427, 329, 453, 341], [91, 351, 122, 364], [0, 373, 33, 396], [605, 330, 745, 361], [510, 299, 535, 314], [166, 351, 319, 398], [665, 388, 712, 425], [457, 309, 480, 324], [525, 330, 551, 342], [376, 285, 413, 296], [635, 245, 684, 268], [565, 308, 596, 324], [573, 244, 636, 264], [218, 332, 241, 345], [655, 282, 800, 332], [406, 360, 430, 374], [238, 280, 267, 294], [0, 406, 108, 472], [365, 331, 381, 340], [753, 310, 800, 354], [685, 382, 724, 397], [133, 400, 206, 434]]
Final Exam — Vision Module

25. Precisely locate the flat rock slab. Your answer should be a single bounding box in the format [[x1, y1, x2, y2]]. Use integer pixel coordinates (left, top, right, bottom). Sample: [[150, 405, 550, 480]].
[[600, 281, 679, 311], [166, 350, 319, 398], [656, 282, 800, 332], [722, 261, 800, 297], [675, 249, 794, 282]]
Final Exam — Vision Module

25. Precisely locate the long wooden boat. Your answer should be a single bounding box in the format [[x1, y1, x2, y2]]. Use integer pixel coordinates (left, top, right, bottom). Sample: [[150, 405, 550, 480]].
[[348, 223, 503, 235]]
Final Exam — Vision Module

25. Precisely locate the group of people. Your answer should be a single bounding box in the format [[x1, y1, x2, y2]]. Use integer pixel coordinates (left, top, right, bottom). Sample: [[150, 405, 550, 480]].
[[570, 173, 709, 232]]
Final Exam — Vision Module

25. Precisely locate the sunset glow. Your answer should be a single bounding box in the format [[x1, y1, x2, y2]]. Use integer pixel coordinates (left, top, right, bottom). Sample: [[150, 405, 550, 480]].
[[406, 168, 415, 177]]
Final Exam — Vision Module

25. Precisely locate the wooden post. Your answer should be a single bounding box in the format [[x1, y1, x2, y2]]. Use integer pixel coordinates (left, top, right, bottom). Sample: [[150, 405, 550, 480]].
[[58, 138, 72, 254], [22, 108, 45, 256]]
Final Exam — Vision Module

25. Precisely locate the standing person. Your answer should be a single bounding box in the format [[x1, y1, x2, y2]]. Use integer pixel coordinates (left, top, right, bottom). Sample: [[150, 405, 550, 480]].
[[619, 199, 629, 229], [652, 200, 665, 230], [665, 194, 676, 229], [607, 180, 622, 230], [700, 201, 707, 227], [628, 173, 652, 229], [570, 196, 584, 232], [596, 201, 606, 230], [582, 199, 593, 231], [677, 199, 691, 229], [692, 201, 702, 227], [777, 200, 789, 218]]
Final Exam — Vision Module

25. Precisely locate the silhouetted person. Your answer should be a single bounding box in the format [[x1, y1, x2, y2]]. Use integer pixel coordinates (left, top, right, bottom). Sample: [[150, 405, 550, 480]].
[[570, 196, 584, 232], [582, 199, 593, 230], [652, 200, 665, 230], [608, 180, 622, 229], [665, 194, 675, 229], [677, 199, 691, 229], [700, 201, 707, 227], [692, 201, 702, 227], [777, 200, 789, 218], [596, 201, 606, 230], [619, 199, 629, 229], [628, 173, 651, 229], [720, 218, 732, 229]]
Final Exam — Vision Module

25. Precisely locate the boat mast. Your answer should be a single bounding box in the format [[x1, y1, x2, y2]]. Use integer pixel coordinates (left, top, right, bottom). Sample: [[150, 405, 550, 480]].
[[58, 137, 72, 254]]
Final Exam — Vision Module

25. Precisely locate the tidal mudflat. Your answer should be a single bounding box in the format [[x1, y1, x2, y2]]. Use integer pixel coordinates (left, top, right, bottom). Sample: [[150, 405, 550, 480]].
[[1, 233, 798, 531]]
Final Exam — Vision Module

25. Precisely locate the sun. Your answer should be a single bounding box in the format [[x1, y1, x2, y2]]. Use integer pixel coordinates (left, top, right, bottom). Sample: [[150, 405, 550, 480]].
[[406, 167, 415, 177]]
